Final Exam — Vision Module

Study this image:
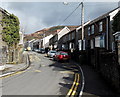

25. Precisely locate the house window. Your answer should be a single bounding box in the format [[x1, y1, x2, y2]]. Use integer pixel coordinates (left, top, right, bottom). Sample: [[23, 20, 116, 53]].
[[100, 35, 105, 48], [71, 43, 74, 49], [69, 34, 71, 40], [95, 36, 100, 47], [95, 35, 105, 48], [112, 42, 115, 51], [78, 40, 82, 51], [62, 44, 65, 49], [78, 40, 85, 50], [83, 40, 86, 50], [99, 21, 103, 32], [72, 32, 74, 39], [69, 43, 71, 49], [91, 39, 94, 49], [88, 27, 91, 35], [91, 25, 94, 34]]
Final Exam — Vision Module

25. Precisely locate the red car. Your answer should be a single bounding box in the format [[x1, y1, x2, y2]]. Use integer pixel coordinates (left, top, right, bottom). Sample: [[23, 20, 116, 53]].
[[53, 51, 70, 62]]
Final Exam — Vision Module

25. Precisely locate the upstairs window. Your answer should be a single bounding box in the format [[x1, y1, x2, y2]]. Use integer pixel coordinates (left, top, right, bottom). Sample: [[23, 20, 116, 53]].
[[72, 32, 75, 39], [99, 21, 103, 32], [91, 25, 94, 34], [88, 27, 91, 35]]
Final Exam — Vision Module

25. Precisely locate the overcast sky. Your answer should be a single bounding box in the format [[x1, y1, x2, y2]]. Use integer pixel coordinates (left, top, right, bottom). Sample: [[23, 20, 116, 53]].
[[0, 2, 119, 34]]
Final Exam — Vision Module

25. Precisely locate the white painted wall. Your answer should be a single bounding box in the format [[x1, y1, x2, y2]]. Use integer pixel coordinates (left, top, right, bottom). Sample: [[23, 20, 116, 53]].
[[109, 7, 120, 21], [58, 26, 70, 40], [28, 39, 35, 50], [19, 31, 24, 45], [42, 34, 53, 48]]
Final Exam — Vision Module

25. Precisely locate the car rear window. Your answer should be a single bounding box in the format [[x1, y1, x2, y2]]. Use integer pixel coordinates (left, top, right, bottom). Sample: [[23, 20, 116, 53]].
[[61, 53, 68, 55]]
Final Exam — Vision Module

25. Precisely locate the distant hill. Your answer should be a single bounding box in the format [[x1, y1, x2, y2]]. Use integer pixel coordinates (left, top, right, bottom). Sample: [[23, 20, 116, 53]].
[[24, 25, 79, 41]]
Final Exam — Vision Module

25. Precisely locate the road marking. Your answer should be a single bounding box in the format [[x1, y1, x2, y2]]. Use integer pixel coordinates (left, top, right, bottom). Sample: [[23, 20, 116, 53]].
[[34, 70, 41, 72], [66, 73, 80, 96], [71, 69, 79, 72], [0, 68, 41, 79], [70, 65, 77, 68], [60, 71, 75, 74], [41, 64, 45, 67], [27, 67, 31, 70], [0, 71, 26, 79], [76, 64, 85, 97], [71, 73, 80, 96], [67, 73, 77, 96]]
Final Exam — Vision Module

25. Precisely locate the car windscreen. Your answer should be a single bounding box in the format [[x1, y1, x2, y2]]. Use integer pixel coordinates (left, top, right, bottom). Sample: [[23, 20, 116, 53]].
[[51, 51, 56, 53], [41, 49, 45, 51]]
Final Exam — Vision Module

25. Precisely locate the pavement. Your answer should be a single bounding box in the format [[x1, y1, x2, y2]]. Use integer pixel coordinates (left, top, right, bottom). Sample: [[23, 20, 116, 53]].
[[0, 52, 30, 78], [81, 64, 120, 97]]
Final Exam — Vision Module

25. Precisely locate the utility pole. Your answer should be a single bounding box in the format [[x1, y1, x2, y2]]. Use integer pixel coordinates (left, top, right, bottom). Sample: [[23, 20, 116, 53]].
[[81, 2, 84, 50], [43, 32, 45, 49], [81, 2, 84, 40]]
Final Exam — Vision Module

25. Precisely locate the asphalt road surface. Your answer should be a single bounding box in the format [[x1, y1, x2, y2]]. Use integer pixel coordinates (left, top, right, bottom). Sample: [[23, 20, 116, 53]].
[[2, 51, 118, 97], [2, 51, 82, 96]]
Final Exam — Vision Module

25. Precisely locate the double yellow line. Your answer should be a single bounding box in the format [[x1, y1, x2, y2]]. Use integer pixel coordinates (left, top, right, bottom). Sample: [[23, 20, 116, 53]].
[[0, 71, 25, 79], [67, 73, 80, 97]]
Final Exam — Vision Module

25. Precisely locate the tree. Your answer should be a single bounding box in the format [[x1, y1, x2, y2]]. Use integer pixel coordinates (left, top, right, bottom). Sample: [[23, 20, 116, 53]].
[[2, 14, 20, 46], [1, 13, 20, 62]]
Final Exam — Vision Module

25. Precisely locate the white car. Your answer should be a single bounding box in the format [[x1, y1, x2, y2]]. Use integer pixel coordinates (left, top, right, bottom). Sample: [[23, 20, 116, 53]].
[[47, 50, 57, 58]]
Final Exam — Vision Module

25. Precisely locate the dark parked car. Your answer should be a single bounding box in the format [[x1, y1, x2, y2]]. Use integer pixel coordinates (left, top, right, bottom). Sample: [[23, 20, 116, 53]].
[[53, 51, 70, 62], [38, 48, 45, 54]]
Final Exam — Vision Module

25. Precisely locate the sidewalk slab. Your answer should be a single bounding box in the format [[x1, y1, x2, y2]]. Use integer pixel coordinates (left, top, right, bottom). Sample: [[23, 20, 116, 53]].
[[0, 52, 30, 78], [81, 65, 119, 97], [0, 65, 14, 71], [0, 63, 29, 77]]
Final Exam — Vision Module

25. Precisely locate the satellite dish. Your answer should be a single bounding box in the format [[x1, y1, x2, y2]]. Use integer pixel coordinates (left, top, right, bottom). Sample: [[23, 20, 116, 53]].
[[63, 2, 68, 5]]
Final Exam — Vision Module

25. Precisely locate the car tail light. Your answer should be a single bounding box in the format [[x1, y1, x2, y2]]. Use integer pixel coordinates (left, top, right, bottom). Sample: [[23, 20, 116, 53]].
[[59, 55, 63, 59]]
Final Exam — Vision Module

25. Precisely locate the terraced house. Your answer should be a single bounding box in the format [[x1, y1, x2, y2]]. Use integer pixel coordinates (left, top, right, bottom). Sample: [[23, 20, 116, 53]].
[[49, 26, 79, 50]]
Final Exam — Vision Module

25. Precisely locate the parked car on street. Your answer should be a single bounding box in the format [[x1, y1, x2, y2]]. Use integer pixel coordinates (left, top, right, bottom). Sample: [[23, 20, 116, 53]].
[[53, 51, 70, 62], [47, 50, 57, 58], [34, 49, 39, 52], [38, 48, 45, 54]]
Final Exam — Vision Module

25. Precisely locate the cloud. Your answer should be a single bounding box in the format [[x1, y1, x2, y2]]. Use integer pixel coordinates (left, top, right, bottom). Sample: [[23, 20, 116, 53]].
[[2, 2, 118, 34]]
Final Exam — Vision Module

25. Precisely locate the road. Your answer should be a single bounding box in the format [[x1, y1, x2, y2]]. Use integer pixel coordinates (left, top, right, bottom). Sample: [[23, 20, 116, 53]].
[[2, 51, 82, 96]]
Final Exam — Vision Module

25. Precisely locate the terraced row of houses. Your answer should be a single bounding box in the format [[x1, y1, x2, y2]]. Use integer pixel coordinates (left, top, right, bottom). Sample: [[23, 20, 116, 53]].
[[51, 7, 119, 52], [49, 6, 120, 90]]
